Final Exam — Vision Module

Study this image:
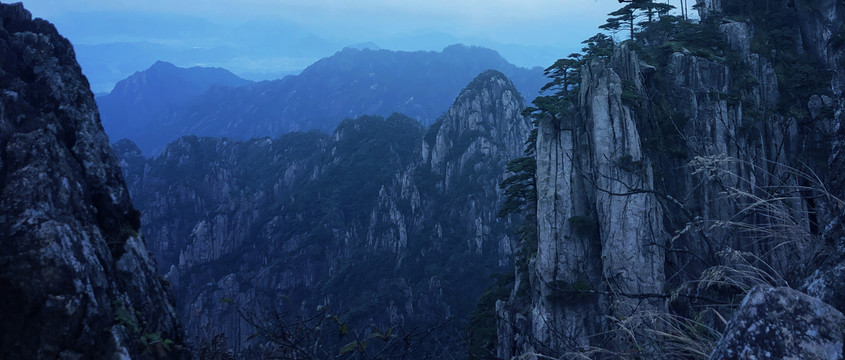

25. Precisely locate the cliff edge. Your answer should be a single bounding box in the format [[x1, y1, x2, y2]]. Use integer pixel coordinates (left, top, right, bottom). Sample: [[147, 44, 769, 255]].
[[0, 3, 186, 359]]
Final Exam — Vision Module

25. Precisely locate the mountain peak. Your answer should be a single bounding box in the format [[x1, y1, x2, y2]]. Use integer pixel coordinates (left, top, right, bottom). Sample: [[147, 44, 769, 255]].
[[346, 41, 381, 51], [459, 69, 520, 100], [424, 71, 531, 177], [97, 62, 252, 154], [149, 60, 178, 71]]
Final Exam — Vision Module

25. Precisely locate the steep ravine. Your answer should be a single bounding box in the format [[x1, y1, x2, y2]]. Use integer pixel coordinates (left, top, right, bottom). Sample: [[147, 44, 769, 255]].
[[498, 0, 845, 358], [0, 3, 186, 359], [116, 70, 532, 354]]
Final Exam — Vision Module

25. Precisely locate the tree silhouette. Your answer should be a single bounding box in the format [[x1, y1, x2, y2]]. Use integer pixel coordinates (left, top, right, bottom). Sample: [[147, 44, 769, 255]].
[[601, 0, 675, 40]]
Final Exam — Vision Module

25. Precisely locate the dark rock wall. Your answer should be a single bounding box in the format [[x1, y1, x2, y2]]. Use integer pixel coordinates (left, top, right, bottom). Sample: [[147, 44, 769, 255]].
[[0, 3, 185, 359]]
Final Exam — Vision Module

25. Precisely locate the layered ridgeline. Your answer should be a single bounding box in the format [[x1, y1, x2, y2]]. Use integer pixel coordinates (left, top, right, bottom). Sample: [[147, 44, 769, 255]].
[[97, 61, 253, 156], [0, 3, 186, 359], [99, 45, 544, 155], [496, 0, 845, 358], [114, 70, 532, 355]]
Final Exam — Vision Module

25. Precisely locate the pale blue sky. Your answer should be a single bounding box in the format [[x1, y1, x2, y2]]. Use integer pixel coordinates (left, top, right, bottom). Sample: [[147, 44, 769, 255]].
[[11, 0, 695, 92], [18, 0, 622, 47]]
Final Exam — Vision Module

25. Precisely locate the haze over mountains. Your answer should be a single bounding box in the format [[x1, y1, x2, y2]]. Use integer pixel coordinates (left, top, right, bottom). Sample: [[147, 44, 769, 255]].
[[97, 44, 545, 155], [43, 11, 579, 93], [5, 0, 845, 359]]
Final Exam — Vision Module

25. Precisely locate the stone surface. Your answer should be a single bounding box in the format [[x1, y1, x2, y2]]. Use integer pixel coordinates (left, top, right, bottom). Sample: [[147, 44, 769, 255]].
[[710, 286, 845, 360], [499, 1, 845, 356], [0, 2, 185, 359], [802, 209, 845, 314], [696, 0, 722, 19]]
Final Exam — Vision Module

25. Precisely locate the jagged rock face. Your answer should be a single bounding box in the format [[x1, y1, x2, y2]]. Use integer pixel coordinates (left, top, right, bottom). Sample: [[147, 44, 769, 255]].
[[426, 70, 529, 183], [516, 46, 669, 354], [802, 209, 845, 314], [787, 0, 845, 321], [583, 51, 667, 317], [0, 3, 184, 359], [113, 138, 147, 192], [500, 5, 844, 356], [368, 69, 531, 274], [696, 0, 722, 18], [407, 69, 530, 258], [793, 0, 845, 201], [794, 0, 845, 78], [117, 71, 531, 353], [710, 286, 845, 360]]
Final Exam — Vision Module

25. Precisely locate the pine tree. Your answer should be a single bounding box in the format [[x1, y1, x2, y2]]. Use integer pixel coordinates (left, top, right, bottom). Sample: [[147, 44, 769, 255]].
[[601, 0, 675, 40], [600, 3, 640, 40]]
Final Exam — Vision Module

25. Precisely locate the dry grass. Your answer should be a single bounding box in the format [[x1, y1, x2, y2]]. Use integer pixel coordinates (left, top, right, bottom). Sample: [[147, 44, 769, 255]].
[[513, 156, 840, 359]]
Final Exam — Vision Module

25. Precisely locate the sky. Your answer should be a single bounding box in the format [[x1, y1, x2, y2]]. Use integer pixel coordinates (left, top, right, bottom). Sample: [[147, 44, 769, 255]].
[[19, 0, 621, 46], [12, 0, 695, 92]]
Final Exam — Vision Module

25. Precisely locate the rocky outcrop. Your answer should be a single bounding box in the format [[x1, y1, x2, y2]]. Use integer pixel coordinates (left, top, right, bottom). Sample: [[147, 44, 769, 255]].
[[0, 3, 185, 359], [425, 70, 530, 185], [390, 69, 531, 259], [116, 71, 532, 353], [113, 139, 148, 193], [794, 0, 845, 198], [695, 0, 722, 18], [499, 1, 845, 357], [509, 45, 670, 355], [802, 209, 845, 314], [710, 286, 845, 360]]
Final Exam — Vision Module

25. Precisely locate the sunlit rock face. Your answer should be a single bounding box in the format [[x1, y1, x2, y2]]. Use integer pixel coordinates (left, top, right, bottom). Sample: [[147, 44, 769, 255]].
[[0, 3, 186, 359]]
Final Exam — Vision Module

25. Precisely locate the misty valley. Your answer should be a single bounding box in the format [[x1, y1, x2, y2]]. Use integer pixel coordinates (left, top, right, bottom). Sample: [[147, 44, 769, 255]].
[[1, 0, 845, 359]]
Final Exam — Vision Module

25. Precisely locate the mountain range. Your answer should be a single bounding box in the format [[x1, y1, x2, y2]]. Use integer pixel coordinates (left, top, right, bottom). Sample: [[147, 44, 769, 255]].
[[47, 10, 575, 93], [97, 44, 545, 155], [114, 70, 532, 354], [4, 1, 845, 359]]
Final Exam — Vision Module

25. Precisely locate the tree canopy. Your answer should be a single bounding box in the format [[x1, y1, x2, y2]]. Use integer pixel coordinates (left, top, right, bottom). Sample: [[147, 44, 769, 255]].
[[601, 0, 675, 40]]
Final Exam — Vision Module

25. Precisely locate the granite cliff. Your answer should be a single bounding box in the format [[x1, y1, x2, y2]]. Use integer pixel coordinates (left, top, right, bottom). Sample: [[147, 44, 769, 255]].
[[497, 0, 845, 358], [0, 2, 186, 359]]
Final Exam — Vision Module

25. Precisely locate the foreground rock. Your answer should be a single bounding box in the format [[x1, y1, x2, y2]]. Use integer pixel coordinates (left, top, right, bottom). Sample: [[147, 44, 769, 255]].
[[710, 286, 845, 360], [0, 3, 185, 359]]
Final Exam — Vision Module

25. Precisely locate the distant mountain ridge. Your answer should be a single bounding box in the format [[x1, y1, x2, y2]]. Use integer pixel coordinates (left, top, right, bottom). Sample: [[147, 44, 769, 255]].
[[97, 61, 252, 151], [98, 44, 545, 154]]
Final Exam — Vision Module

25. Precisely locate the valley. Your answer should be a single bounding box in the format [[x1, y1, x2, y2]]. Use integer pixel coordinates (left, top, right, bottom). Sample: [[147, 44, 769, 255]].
[[1, 0, 844, 359]]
